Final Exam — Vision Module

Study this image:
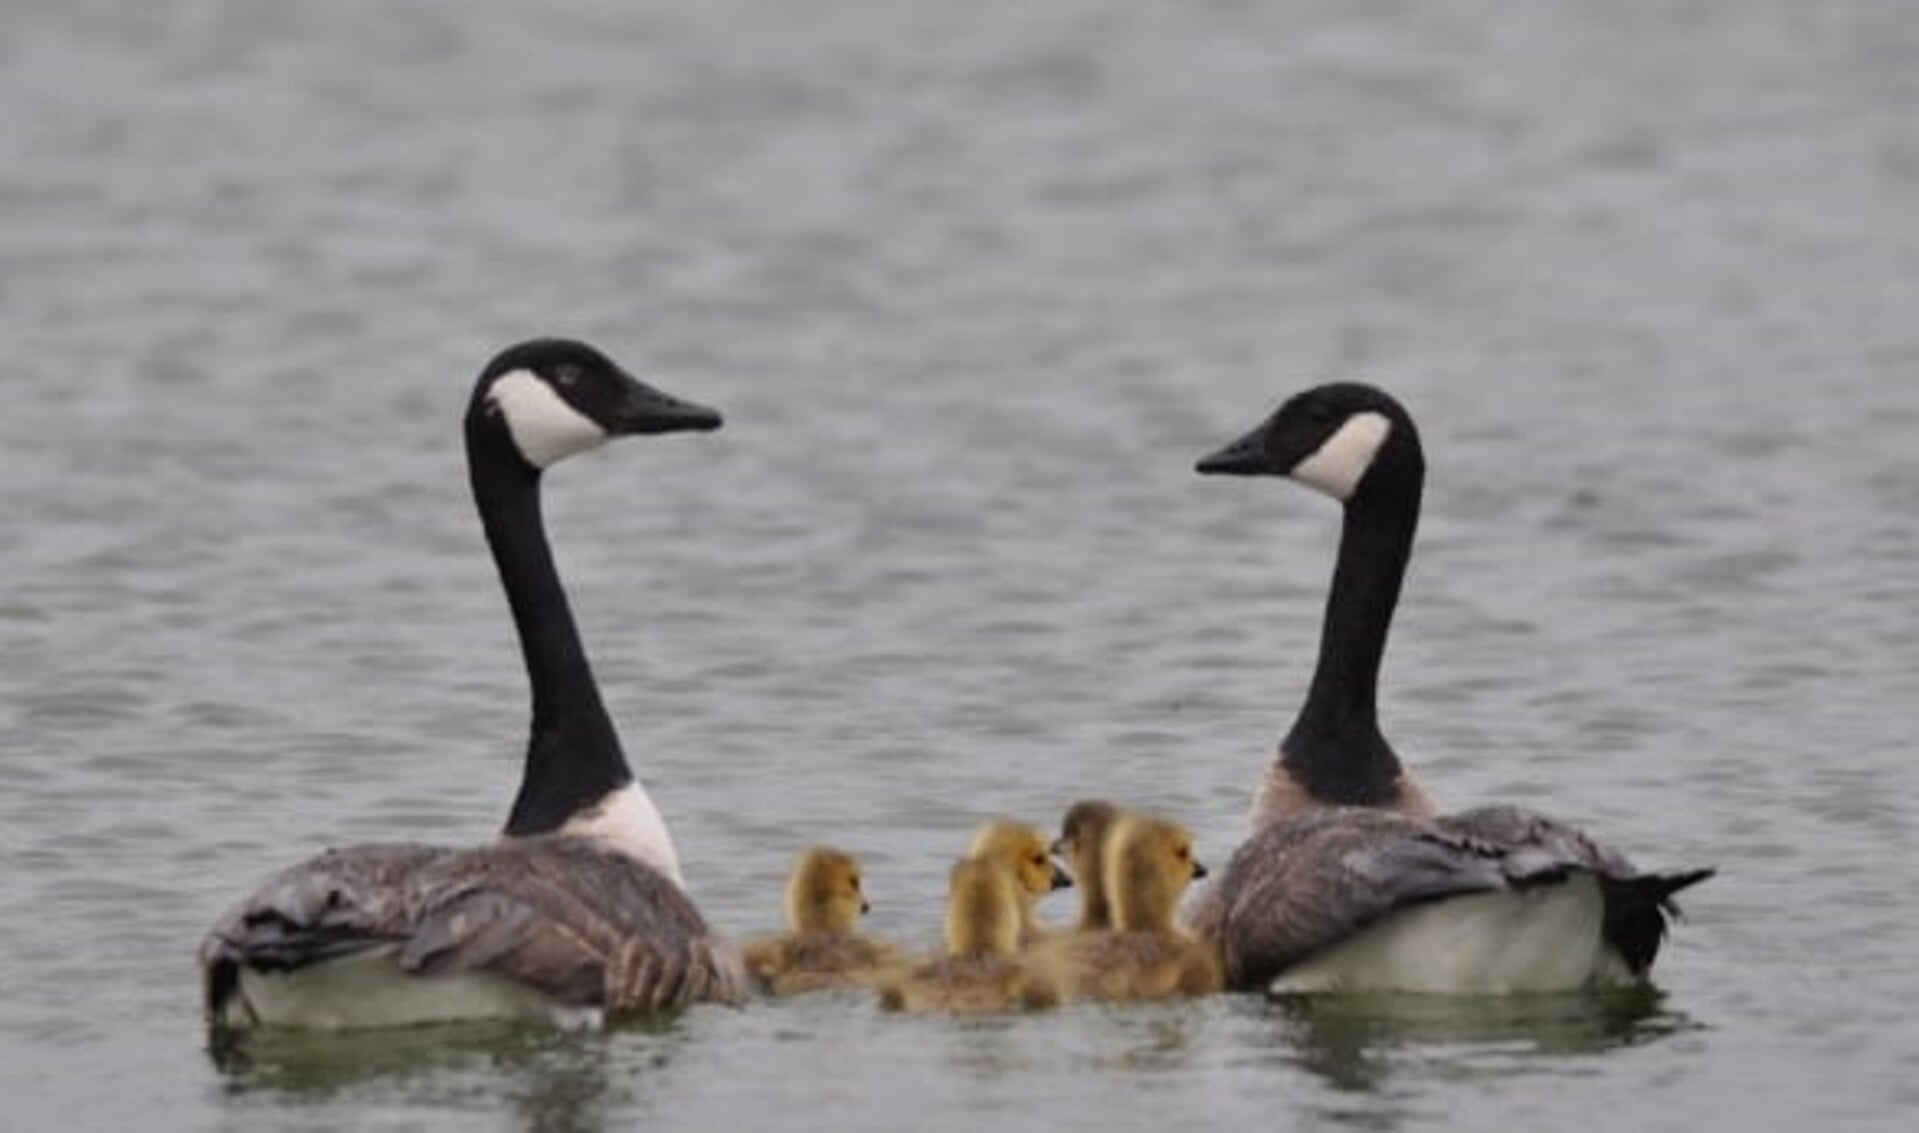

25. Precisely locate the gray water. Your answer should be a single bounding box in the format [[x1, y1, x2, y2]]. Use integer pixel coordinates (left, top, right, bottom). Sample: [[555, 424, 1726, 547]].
[[3, 1, 1916, 1128]]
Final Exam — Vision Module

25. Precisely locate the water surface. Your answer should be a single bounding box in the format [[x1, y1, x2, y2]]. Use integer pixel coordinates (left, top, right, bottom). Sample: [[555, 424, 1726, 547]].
[[2, 1, 1916, 1129]]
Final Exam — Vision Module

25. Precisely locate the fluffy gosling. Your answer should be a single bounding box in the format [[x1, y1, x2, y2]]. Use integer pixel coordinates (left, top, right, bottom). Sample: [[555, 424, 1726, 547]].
[[743, 846, 906, 996], [1033, 814, 1223, 1002], [966, 820, 1071, 943], [1052, 799, 1125, 931], [877, 858, 1059, 1014]]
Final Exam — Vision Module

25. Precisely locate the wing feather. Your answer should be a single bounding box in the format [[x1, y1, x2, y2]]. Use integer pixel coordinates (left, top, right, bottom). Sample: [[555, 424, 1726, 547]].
[[201, 835, 745, 1024]]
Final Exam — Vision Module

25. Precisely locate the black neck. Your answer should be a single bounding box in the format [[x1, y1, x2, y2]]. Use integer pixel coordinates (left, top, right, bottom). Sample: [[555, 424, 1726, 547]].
[[1280, 444, 1422, 804], [467, 422, 632, 836]]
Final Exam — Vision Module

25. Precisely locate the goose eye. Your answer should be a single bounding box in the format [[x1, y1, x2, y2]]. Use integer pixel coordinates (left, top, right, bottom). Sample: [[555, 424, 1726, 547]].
[[552, 364, 581, 387]]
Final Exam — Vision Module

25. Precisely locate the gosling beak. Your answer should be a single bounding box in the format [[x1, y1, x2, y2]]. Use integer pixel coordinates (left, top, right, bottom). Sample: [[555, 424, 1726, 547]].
[[860, 898, 871, 915], [1191, 859, 1209, 881], [1050, 862, 1073, 891]]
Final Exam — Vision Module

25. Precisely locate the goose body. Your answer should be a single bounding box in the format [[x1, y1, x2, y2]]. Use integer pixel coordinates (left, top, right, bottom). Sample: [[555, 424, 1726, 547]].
[[200, 339, 743, 1028], [1189, 383, 1712, 993]]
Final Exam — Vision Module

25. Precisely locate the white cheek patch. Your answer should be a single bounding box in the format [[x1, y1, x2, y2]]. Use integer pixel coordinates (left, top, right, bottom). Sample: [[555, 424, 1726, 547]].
[[1290, 411, 1392, 501], [488, 370, 608, 468]]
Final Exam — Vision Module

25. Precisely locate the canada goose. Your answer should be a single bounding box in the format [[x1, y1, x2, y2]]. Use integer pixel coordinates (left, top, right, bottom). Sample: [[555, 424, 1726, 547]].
[[199, 339, 744, 1029], [1031, 814, 1222, 1002], [1188, 382, 1713, 992], [876, 859, 1058, 1014], [965, 820, 1071, 942], [743, 846, 907, 995], [1050, 800, 1124, 931]]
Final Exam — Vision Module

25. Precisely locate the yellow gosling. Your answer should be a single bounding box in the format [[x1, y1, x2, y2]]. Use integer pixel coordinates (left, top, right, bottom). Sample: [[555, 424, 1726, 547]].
[[743, 846, 907, 996], [1052, 800, 1125, 931], [966, 820, 1071, 943], [1032, 814, 1223, 1002], [877, 859, 1059, 1014]]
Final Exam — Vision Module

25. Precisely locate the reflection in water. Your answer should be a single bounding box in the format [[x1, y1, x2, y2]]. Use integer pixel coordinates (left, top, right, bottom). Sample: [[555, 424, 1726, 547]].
[[1266, 985, 1689, 1097], [207, 1015, 684, 1132], [937, 1013, 1036, 1079]]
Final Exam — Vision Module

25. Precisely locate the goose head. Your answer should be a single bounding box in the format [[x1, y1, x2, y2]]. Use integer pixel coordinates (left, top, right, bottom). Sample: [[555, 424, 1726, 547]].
[[468, 338, 722, 472], [785, 846, 870, 935], [1195, 382, 1421, 504], [1103, 814, 1208, 933], [968, 821, 1072, 900], [944, 857, 1025, 958]]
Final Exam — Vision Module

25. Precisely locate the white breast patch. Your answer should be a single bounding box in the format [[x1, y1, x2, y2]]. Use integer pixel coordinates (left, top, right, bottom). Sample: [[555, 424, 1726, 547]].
[[560, 781, 686, 889]]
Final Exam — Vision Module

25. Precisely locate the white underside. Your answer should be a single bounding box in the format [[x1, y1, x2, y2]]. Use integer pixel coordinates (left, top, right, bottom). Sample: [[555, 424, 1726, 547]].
[[1270, 875, 1634, 995], [558, 781, 684, 888], [227, 949, 603, 1031]]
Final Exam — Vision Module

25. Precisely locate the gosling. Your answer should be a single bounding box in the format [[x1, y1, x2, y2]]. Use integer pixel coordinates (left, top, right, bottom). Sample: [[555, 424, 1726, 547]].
[[966, 820, 1072, 943], [743, 846, 907, 996], [1052, 799, 1125, 931], [877, 858, 1059, 1014], [1032, 814, 1223, 1002]]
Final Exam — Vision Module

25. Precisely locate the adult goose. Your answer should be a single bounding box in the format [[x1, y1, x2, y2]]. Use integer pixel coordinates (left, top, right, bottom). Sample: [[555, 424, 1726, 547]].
[[1186, 382, 1712, 993], [200, 339, 746, 1029]]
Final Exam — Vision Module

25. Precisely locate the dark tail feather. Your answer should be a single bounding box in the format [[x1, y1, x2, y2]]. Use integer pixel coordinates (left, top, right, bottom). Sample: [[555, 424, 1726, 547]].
[[1601, 867, 1716, 975]]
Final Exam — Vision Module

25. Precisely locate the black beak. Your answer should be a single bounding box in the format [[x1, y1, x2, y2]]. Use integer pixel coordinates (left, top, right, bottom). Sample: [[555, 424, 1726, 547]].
[[860, 898, 871, 915], [1050, 862, 1073, 891], [1192, 859, 1209, 881], [1195, 422, 1271, 476], [616, 376, 723, 435], [1048, 836, 1069, 857]]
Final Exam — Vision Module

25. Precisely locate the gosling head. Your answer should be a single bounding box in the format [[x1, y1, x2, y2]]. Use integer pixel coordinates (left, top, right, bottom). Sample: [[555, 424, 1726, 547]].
[[784, 845, 869, 936], [967, 821, 1072, 901], [1052, 800, 1124, 929], [468, 338, 722, 473], [944, 858, 1024, 958], [1195, 382, 1421, 505], [1103, 815, 1208, 934]]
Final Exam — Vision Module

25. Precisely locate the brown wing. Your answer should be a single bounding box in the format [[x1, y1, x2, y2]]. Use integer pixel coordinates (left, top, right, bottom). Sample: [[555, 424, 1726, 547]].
[[1436, 805, 1635, 874], [200, 835, 745, 1022], [200, 842, 452, 1013], [1205, 808, 1566, 989]]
